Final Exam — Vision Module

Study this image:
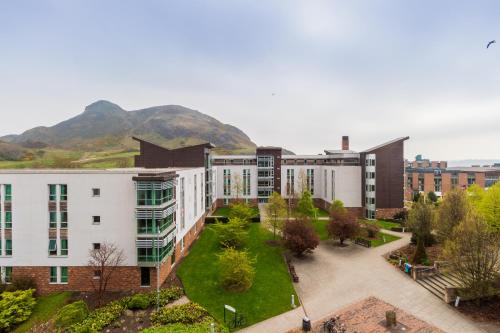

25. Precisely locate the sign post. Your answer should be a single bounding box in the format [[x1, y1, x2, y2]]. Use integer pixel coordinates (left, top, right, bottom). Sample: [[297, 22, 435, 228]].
[[224, 304, 236, 326]]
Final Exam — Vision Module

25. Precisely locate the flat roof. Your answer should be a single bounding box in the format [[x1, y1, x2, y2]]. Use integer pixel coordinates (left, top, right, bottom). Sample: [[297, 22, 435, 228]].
[[0, 167, 200, 175]]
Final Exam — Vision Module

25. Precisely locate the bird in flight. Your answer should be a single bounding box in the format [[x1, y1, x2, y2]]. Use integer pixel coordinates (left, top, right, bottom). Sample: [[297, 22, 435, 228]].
[[487, 40, 496, 48]]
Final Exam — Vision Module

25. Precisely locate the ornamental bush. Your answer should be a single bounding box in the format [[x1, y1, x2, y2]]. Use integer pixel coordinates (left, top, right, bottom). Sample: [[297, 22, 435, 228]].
[[283, 218, 320, 256], [150, 302, 208, 325], [218, 248, 256, 292], [212, 218, 247, 248], [228, 202, 254, 227], [6, 276, 37, 291], [141, 317, 229, 333], [0, 289, 36, 331], [154, 287, 184, 307], [128, 293, 150, 310], [55, 300, 89, 328], [70, 299, 128, 332]]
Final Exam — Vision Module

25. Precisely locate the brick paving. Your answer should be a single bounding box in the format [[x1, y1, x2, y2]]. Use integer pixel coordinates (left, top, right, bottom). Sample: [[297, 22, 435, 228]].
[[238, 230, 485, 333]]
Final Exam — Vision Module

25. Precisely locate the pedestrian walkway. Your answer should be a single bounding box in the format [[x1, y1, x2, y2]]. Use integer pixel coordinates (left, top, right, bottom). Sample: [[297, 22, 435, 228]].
[[239, 231, 485, 333]]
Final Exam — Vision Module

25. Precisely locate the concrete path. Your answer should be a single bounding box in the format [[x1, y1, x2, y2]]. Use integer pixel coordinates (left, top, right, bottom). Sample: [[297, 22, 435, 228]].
[[239, 231, 485, 333]]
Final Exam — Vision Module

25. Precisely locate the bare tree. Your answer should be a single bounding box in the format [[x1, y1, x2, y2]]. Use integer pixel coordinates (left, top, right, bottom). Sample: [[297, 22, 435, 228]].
[[232, 173, 243, 201], [265, 192, 287, 239], [443, 212, 500, 304], [88, 242, 125, 305], [297, 169, 307, 195]]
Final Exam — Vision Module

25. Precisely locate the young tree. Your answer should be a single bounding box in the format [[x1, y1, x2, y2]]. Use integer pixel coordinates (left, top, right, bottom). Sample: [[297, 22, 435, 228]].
[[283, 218, 320, 256], [407, 199, 433, 264], [296, 190, 316, 218], [218, 248, 256, 292], [328, 211, 359, 245], [330, 199, 346, 216], [229, 201, 254, 227], [231, 173, 243, 201], [427, 191, 438, 204], [212, 218, 247, 248], [412, 192, 421, 202], [476, 182, 500, 231], [87, 242, 125, 306], [443, 213, 500, 304], [435, 188, 469, 242], [297, 169, 308, 195], [264, 192, 287, 239]]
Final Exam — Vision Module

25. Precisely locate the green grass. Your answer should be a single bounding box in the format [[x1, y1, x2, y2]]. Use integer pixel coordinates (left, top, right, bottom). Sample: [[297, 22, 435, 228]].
[[367, 232, 401, 247], [177, 223, 298, 331], [14, 292, 72, 332], [361, 219, 401, 230], [312, 219, 329, 240], [212, 207, 259, 218], [314, 208, 330, 218]]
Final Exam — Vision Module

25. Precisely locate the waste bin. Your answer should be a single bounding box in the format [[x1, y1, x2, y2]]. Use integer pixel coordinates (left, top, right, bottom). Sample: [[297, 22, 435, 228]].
[[404, 263, 412, 274], [302, 316, 311, 331]]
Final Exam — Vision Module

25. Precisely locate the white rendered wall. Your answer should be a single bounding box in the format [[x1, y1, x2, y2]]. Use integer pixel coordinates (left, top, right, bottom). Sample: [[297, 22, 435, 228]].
[[175, 168, 205, 242], [280, 166, 362, 207], [0, 172, 137, 267], [214, 165, 258, 199]]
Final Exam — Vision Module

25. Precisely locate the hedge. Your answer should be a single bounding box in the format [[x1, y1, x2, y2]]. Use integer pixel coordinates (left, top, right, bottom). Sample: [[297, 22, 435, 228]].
[[140, 318, 229, 333], [55, 300, 90, 328], [151, 302, 208, 325], [0, 289, 36, 331]]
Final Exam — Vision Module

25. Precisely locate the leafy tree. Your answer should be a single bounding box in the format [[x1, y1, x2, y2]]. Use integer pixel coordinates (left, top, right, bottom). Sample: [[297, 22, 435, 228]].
[[218, 248, 256, 292], [212, 218, 247, 248], [407, 199, 433, 264], [443, 212, 500, 304], [228, 202, 254, 227], [283, 218, 320, 256], [0, 289, 36, 331], [87, 242, 125, 306], [476, 182, 500, 231], [412, 192, 421, 202], [435, 188, 469, 243], [427, 191, 438, 203], [264, 192, 287, 239], [362, 222, 380, 238], [467, 184, 485, 206], [296, 190, 316, 218], [328, 211, 359, 245], [330, 199, 346, 216]]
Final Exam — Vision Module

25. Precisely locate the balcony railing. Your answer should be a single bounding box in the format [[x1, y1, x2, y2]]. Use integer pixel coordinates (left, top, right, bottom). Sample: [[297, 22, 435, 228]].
[[137, 242, 174, 263]]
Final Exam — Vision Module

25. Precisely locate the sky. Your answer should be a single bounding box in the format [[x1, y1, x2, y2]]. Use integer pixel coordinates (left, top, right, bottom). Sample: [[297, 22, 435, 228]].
[[0, 0, 499, 160]]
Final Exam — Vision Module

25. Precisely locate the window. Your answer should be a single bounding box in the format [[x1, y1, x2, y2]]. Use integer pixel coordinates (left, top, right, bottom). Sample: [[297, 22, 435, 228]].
[[92, 216, 100, 224], [451, 175, 458, 188], [194, 174, 197, 217], [434, 177, 442, 192], [223, 198, 229, 206], [307, 169, 314, 195], [324, 170, 327, 197], [61, 239, 68, 256], [365, 172, 375, 179], [93, 243, 101, 250], [92, 188, 100, 197], [93, 270, 101, 279], [60, 212, 68, 228], [180, 178, 185, 230], [331, 170, 335, 200], [140, 267, 150, 286], [60, 185, 68, 201], [5, 240, 12, 256], [181, 237, 185, 251], [49, 211, 57, 228], [49, 184, 57, 201], [200, 173, 204, 211], [223, 169, 231, 196], [4, 184, 12, 202], [61, 267, 68, 283], [467, 174, 475, 186], [1, 267, 12, 284], [243, 169, 251, 196], [48, 239, 57, 256], [286, 169, 294, 196], [50, 267, 57, 283], [257, 156, 274, 168], [5, 212, 12, 229]]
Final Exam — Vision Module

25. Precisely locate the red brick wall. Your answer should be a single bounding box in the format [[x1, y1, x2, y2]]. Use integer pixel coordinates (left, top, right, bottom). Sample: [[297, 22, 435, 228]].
[[458, 173, 468, 189], [376, 208, 403, 220], [12, 215, 206, 295], [441, 173, 451, 194], [313, 199, 363, 218], [475, 173, 485, 188], [423, 173, 434, 192], [412, 173, 419, 190]]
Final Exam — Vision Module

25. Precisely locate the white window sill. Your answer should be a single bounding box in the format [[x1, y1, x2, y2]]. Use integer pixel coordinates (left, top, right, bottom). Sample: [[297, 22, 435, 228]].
[[49, 282, 68, 285], [140, 285, 151, 288]]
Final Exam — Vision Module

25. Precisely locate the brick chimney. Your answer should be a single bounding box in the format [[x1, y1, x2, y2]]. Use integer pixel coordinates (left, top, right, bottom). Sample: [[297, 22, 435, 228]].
[[342, 136, 349, 150]]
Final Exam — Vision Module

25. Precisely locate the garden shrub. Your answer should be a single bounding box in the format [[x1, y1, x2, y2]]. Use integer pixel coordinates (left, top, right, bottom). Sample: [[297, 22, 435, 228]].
[[141, 317, 229, 333], [0, 289, 36, 331], [363, 222, 380, 238], [284, 218, 320, 255], [70, 299, 128, 332], [228, 202, 254, 227], [55, 300, 89, 328], [154, 287, 184, 307], [128, 293, 150, 310], [150, 302, 208, 325], [7, 276, 37, 291], [212, 218, 247, 248], [218, 248, 256, 292]]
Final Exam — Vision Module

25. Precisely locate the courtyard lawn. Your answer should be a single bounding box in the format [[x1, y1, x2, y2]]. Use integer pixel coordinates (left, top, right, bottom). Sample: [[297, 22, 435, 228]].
[[362, 219, 401, 230], [368, 232, 401, 247], [177, 223, 298, 330], [14, 292, 72, 333], [212, 206, 259, 218], [312, 219, 329, 240]]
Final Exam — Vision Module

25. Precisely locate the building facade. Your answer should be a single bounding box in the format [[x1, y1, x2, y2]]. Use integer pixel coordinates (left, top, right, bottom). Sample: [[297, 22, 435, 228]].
[[0, 135, 408, 294]]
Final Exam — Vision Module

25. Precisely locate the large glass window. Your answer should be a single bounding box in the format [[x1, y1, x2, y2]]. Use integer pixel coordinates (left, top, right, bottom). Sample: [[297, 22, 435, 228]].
[[137, 184, 174, 206], [49, 211, 57, 228], [60, 211, 68, 228], [137, 214, 174, 234], [257, 156, 274, 168], [50, 267, 57, 283], [223, 169, 231, 196], [60, 267, 68, 283], [4, 185, 12, 202], [48, 239, 57, 256], [61, 239, 68, 256], [286, 169, 294, 196], [5, 212, 12, 229], [4, 267, 12, 283], [307, 169, 315, 195], [60, 185, 68, 201], [243, 169, 251, 196], [5, 240, 12, 256], [49, 185, 57, 201]]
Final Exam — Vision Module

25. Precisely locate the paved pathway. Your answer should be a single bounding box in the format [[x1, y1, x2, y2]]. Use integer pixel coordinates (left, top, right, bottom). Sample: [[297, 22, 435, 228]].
[[239, 231, 485, 333]]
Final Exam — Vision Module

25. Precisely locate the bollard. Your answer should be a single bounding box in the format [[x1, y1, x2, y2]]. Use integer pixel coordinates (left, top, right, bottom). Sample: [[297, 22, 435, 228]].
[[386, 310, 396, 328], [210, 322, 215, 333], [291, 294, 296, 308], [455, 296, 461, 307], [302, 316, 311, 331]]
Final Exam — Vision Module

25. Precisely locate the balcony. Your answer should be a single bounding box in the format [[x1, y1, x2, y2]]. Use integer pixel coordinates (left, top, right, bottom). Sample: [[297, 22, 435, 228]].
[[137, 242, 175, 266]]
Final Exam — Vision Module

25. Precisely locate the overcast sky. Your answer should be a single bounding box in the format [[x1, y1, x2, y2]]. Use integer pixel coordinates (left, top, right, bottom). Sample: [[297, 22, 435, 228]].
[[1, 1, 499, 160]]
